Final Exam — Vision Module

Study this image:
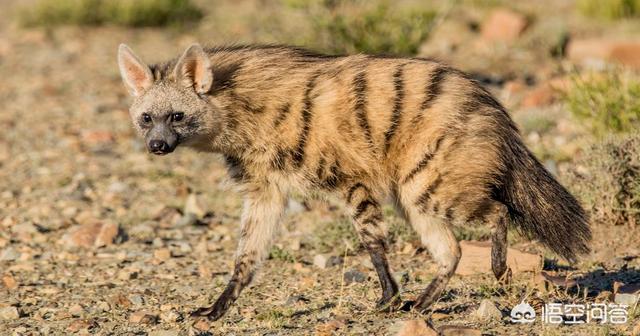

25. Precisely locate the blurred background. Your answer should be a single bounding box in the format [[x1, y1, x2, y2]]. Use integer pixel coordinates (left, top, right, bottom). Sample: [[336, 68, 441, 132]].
[[1, 0, 640, 335]]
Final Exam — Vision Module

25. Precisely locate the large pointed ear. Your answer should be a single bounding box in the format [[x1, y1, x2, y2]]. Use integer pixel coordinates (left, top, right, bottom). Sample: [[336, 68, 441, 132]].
[[118, 44, 154, 97], [173, 43, 213, 94]]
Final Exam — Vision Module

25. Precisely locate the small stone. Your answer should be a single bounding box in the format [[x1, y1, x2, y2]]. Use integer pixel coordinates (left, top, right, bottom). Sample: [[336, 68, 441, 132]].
[[0, 306, 20, 320], [285, 295, 310, 306], [481, 8, 527, 43], [521, 84, 556, 109], [159, 309, 181, 323], [193, 318, 210, 331], [129, 311, 158, 324], [614, 293, 639, 306], [110, 294, 132, 309], [107, 181, 128, 194], [474, 299, 502, 320], [66, 318, 98, 332], [392, 319, 437, 336], [174, 213, 198, 227], [96, 301, 111, 312], [69, 304, 84, 317], [315, 318, 347, 335], [0, 248, 20, 261], [361, 258, 374, 270], [154, 248, 172, 262], [2, 274, 18, 289], [128, 294, 144, 306], [170, 241, 192, 257], [343, 269, 367, 284], [314, 254, 343, 269], [63, 222, 122, 249], [117, 269, 138, 280], [129, 222, 156, 243], [81, 130, 114, 145], [95, 222, 120, 247], [184, 194, 205, 219]]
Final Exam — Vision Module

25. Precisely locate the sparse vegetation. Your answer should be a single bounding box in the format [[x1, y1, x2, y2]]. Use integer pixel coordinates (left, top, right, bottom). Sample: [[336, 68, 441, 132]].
[[567, 134, 640, 226], [313, 217, 360, 253], [565, 71, 640, 136], [288, 0, 436, 55], [19, 0, 203, 27], [577, 0, 640, 20], [3, 0, 640, 334]]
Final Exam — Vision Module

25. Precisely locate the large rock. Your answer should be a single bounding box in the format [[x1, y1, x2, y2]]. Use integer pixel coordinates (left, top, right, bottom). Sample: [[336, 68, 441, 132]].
[[568, 38, 640, 69], [61, 222, 121, 248], [456, 241, 541, 276], [481, 9, 528, 43], [393, 319, 437, 336]]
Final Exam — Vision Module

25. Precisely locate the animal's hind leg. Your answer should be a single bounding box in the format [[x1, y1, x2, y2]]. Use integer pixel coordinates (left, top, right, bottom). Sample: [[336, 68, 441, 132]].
[[489, 202, 511, 283], [407, 211, 460, 312], [344, 183, 400, 311]]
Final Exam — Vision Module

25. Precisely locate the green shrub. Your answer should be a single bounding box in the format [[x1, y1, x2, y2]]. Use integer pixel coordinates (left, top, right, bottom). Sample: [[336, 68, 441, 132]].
[[577, 0, 640, 20], [20, 0, 203, 28], [288, 0, 436, 55], [566, 135, 640, 226], [565, 71, 640, 136]]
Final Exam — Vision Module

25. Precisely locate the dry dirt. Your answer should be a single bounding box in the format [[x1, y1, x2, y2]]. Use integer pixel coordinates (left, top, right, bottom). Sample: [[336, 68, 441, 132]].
[[1, 1, 640, 335]]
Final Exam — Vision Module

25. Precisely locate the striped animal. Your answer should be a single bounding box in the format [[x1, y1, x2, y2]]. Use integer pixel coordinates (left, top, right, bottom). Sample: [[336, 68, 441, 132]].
[[117, 43, 591, 320]]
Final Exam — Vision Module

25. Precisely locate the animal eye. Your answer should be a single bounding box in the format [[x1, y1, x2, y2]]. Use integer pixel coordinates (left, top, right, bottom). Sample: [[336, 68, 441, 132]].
[[142, 113, 152, 123], [171, 112, 184, 122]]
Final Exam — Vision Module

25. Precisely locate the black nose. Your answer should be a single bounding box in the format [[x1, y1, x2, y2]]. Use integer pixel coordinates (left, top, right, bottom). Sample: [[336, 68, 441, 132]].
[[148, 139, 169, 153]]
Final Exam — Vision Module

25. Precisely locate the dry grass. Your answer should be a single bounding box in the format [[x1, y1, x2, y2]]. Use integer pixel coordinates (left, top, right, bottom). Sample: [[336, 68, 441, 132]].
[[19, 0, 203, 27]]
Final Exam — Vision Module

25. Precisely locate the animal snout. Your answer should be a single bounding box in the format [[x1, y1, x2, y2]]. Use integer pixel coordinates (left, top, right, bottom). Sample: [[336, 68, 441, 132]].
[[148, 139, 172, 155]]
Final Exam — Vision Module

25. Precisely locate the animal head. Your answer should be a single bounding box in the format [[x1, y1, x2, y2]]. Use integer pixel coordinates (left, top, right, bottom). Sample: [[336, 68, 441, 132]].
[[117, 43, 219, 155]]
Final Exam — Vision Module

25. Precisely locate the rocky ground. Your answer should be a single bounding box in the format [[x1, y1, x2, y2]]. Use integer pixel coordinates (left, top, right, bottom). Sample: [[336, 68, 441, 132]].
[[1, 1, 640, 335]]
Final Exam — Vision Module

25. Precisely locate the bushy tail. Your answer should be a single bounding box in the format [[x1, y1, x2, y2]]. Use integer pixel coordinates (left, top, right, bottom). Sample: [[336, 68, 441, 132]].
[[502, 142, 591, 263]]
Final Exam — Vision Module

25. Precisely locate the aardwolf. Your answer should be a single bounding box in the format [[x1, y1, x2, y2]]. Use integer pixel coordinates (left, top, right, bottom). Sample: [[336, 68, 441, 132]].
[[117, 43, 591, 321]]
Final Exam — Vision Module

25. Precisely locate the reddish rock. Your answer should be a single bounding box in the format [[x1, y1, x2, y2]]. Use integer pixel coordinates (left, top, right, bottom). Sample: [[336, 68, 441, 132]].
[[481, 9, 528, 43], [568, 38, 640, 69], [193, 318, 210, 331], [81, 130, 114, 145], [456, 241, 541, 276], [394, 320, 438, 336], [66, 318, 98, 332], [316, 317, 348, 336], [64, 222, 120, 248], [521, 84, 556, 108], [153, 248, 172, 262], [129, 311, 158, 324], [2, 274, 17, 290]]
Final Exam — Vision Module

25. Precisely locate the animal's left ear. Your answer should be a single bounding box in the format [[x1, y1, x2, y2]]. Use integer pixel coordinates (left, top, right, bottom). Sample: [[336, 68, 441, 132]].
[[173, 43, 213, 95]]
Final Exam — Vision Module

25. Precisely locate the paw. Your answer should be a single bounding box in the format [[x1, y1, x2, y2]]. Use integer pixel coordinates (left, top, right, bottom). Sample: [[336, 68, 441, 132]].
[[191, 304, 227, 321], [375, 293, 402, 312]]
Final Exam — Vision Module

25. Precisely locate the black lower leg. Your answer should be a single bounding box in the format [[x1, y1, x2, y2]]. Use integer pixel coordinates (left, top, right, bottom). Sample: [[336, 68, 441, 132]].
[[192, 257, 254, 321], [491, 210, 510, 282], [368, 246, 400, 311]]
